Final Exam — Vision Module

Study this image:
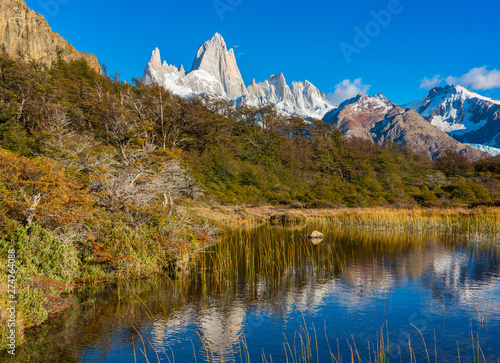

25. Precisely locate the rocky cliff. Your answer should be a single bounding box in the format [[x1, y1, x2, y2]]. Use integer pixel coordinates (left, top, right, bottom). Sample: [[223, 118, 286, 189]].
[[0, 0, 101, 73]]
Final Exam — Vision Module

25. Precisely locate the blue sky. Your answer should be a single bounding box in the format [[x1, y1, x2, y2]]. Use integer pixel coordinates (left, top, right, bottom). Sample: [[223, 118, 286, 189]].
[[25, 0, 500, 105]]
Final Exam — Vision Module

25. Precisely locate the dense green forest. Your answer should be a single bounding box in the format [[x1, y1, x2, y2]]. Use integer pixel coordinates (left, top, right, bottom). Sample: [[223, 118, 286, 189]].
[[1, 54, 500, 346]]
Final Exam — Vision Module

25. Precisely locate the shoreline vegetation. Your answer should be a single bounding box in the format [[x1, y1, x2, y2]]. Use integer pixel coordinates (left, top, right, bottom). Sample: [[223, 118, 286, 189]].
[[190, 204, 500, 235], [0, 54, 500, 353], [191, 205, 500, 243]]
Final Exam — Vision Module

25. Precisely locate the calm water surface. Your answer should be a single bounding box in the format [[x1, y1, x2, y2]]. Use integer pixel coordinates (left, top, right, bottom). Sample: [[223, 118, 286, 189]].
[[4, 225, 500, 362]]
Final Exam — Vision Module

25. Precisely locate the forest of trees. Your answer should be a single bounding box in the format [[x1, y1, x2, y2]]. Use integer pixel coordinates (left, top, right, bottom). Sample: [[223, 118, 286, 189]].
[[1, 54, 500, 345]]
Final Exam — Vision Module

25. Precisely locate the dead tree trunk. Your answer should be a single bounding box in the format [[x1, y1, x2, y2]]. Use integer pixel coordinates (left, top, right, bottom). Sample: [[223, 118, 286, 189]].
[[26, 193, 41, 229]]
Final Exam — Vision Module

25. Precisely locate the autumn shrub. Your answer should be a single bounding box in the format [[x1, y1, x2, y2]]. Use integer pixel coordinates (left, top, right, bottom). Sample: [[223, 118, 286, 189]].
[[82, 215, 162, 277], [0, 148, 92, 229], [474, 156, 500, 176]]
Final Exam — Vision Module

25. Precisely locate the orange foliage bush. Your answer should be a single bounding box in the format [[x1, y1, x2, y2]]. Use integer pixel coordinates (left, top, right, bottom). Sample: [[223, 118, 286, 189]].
[[0, 148, 93, 228]]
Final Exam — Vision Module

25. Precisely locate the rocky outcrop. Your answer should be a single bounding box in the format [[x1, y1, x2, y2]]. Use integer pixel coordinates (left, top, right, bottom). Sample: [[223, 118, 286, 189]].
[[308, 231, 324, 239], [324, 93, 487, 161], [403, 84, 500, 148], [0, 0, 101, 73]]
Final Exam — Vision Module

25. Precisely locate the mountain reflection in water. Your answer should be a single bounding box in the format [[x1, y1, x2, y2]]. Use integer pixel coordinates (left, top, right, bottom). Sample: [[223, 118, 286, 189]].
[[4, 226, 500, 362]]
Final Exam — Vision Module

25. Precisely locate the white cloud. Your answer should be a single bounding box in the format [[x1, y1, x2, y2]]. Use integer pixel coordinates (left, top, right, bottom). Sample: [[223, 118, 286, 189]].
[[420, 75, 443, 90], [445, 76, 458, 85], [327, 78, 371, 106], [446, 66, 500, 90]]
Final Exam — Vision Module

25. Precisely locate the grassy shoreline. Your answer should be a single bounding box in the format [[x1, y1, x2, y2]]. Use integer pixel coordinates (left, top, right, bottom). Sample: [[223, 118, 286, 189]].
[[190, 204, 500, 236]]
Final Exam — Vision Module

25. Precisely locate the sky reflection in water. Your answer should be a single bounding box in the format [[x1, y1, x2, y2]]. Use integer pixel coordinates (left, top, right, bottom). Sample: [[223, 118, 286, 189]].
[[7, 226, 500, 362]]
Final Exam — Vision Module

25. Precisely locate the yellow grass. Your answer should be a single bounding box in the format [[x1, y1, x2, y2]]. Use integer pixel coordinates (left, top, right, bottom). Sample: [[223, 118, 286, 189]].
[[189, 205, 500, 241]]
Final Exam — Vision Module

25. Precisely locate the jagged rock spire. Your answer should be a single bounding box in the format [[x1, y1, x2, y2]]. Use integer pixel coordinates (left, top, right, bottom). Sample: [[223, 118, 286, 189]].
[[148, 47, 162, 69], [190, 33, 246, 97]]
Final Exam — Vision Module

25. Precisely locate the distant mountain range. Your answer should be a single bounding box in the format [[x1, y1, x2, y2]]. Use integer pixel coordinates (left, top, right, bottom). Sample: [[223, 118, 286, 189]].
[[142, 33, 334, 119], [142, 33, 500, 158], [322, 93, 485, 160]]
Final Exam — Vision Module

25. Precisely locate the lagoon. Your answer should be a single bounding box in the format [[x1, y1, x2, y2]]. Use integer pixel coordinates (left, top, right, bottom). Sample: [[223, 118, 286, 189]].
[[5, 225, 500, 362]]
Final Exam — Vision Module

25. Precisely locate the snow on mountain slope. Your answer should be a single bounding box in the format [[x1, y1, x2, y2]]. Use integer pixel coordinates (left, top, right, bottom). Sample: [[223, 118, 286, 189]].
[[466, 143, 500, 157], [403, 85, 500, 147], [142, 33, 333, 119], [143, 47, 225, 97], [323, 93, 403, 130], [242, 73, 333, 119]]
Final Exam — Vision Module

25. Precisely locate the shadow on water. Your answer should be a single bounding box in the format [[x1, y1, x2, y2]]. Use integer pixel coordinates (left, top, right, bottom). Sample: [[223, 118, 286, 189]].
[[3, 225, 500, 362]]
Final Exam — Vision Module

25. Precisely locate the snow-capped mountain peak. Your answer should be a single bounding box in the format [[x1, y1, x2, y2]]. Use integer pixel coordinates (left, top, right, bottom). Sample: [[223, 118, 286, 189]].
[[322, 93, 485, 161], [403, 84, 500, 147], [142, 33, 334, 118], [446, 84, 500, 104], [373, 92, 390, 102], [324, 93, 403, 124], [149, 47, 161, 69], [143, 48, 185, 86], [242, 72, 333, 119], [142, 47, 223, 97]]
